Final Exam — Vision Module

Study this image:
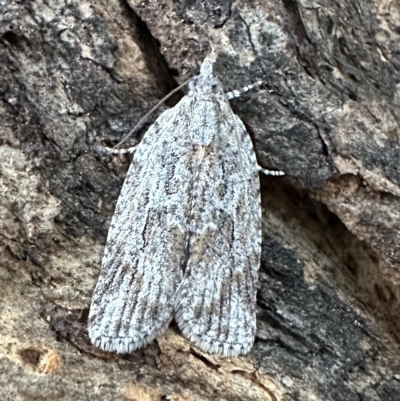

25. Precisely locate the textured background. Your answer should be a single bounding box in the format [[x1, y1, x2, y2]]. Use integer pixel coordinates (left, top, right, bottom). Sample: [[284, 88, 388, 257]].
[[1, 0, 400, 400]]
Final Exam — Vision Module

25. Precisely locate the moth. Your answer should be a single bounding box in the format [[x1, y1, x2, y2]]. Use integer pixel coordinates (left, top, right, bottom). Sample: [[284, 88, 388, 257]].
[[88, 58, 283, 357]]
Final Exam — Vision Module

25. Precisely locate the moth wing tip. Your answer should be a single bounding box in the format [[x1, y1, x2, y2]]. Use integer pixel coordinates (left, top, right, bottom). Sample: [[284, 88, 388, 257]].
[[176, 320, 253, 357], [88, 334, 154, 354], [88, 319, 173, 354]]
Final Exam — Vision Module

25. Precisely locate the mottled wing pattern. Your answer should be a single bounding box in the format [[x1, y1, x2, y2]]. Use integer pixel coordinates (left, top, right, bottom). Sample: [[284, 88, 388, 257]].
[[88, 105, 193, 353], [89, 58, 262, 357], [174, 98, 261, 357]]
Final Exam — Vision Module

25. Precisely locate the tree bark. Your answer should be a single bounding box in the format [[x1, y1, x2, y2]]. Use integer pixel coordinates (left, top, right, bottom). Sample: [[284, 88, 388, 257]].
[[1, 0, 399, 400]]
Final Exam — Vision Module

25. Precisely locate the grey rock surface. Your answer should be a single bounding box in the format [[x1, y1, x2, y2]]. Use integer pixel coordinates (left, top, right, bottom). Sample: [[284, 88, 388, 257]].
[[0, 0, 399, 400]]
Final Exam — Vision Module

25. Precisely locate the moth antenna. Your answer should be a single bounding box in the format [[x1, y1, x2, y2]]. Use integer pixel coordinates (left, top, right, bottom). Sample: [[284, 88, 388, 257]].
[[259, 167, 285, 176], [225, 81, 263, 100], [113, 79, 191, 149]]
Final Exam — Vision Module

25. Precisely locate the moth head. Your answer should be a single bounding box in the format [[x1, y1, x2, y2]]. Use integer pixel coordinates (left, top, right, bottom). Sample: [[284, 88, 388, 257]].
[[200, 58, 214, 76], [189, 58, 225, 98]]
